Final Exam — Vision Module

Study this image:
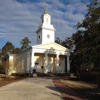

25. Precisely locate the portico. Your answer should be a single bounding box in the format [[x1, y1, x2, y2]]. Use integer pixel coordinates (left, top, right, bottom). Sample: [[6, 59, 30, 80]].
[[28, 42, 70, 74]]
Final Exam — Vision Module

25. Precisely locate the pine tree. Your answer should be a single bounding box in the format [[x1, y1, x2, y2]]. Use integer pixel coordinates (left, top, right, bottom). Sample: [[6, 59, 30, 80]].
[[20, 37, 31, 51], [72, 0, 100, 70]]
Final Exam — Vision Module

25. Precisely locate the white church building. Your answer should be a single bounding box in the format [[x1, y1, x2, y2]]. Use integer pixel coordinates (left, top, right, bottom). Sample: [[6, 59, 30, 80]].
[[7, 6, 70, 75]]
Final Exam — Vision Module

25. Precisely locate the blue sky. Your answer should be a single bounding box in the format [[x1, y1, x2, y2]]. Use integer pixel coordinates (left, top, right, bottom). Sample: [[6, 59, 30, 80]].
[[0, 0, 92, 49]]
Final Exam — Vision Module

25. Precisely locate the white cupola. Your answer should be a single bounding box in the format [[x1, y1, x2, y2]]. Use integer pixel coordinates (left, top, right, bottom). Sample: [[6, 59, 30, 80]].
[[36, 6, 56, 44]]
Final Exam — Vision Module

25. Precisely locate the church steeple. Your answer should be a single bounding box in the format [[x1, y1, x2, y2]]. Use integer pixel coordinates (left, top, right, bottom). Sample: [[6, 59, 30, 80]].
[[36, 6, 56, 45], [44, 5, 48, 14]]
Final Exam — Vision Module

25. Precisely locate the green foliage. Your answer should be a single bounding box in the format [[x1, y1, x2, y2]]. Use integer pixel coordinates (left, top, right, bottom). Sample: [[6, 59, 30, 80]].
[[2, 42, 14, 55], [1, 41, 21, 58], [72, 0, 100, 70], [1, 42, 15, 69], [20, 37, 31, 51], [12, 48, 21, 54], [12, 73, 28, 76], [55, 37, 74, 51], [0, 65, 5, 74], [0, 50, 1, 63], [0, 42, 21, 71], [55, 37, 61, 44]]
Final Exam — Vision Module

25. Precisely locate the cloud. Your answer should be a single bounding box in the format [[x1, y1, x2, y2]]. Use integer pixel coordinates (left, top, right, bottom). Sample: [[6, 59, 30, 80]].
[[0, 0, 38, 46], [0, 0, 91, 48]]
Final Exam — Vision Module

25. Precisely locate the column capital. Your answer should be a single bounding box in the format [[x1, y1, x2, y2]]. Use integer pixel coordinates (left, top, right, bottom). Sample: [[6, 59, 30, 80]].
[[66, 53, 70, 56], [44, 53, 48, 59], [56, 51, 59, 55], [65, 51, 70, 56], [32, 51, 35, 54], [45, 53, 48, 55], [27, 53, 30, 56], [57, 53, 59, 55], [56, 53, 59, 57]]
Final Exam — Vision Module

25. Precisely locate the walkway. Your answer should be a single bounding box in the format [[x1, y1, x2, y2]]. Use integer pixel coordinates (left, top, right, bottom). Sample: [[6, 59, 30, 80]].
[[0, 77, 64, 100]]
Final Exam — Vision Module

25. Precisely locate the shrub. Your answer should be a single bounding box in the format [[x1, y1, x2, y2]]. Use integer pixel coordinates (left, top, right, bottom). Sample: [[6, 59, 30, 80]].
[[12, 73, 28, 76], [0, 66, 5, 74]]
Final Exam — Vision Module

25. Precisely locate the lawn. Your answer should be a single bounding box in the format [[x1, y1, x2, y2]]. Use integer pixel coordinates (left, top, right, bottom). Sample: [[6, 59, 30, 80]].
[[60, 76, 100, 100], [0, 74, 26, 87]]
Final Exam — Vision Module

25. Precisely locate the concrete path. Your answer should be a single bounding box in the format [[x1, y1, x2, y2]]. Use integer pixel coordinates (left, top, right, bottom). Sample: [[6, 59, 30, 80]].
[[0, 77, 64, 100]]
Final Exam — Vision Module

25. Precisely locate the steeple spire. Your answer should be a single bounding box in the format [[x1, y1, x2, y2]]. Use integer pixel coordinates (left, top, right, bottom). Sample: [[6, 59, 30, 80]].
[[44, 5, 48, 14], [36, 5, 55, 44]]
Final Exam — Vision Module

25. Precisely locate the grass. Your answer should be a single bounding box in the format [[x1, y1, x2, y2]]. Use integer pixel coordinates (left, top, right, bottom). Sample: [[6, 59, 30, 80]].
[[60, 77, 100, 100], [0, 77, 16, 87], [0, 74, 26, 87]]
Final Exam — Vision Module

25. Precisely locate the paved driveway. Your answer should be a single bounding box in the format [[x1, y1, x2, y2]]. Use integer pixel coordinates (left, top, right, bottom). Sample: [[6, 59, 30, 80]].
[[0, 77, 64, 100]]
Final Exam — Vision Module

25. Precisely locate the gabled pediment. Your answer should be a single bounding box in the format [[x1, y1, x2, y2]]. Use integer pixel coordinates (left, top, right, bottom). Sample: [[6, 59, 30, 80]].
[[32, 42, 69, 51]]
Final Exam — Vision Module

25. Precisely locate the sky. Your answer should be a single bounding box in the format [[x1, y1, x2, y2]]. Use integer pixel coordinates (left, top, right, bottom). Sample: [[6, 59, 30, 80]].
[[0, 0, 92, 49]]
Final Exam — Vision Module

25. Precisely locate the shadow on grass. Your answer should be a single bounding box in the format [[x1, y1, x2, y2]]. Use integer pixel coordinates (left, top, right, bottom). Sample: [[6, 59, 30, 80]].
[[61, 77, 100, 100], [46, 85, 80, 100], [0, 75, 27, 87], [48, 78, 88, 100]]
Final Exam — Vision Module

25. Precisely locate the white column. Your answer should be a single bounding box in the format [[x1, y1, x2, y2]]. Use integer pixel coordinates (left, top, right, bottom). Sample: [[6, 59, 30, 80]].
[[67, 56, 70, 73], [31, 52, 34, 72], [56, 54, 60, 73], [44, 53, 48, 73]]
